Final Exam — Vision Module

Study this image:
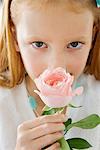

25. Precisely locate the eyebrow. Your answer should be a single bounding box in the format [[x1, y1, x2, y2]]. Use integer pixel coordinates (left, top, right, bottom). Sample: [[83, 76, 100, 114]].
[[24, 36, 50, 44], [24, 35, 88, 44]]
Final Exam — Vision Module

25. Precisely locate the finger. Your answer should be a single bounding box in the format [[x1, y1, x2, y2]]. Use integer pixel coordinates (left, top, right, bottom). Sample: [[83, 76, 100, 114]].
[[45, 142, 60, 150], [31, 132, 63, 149], [26, 122, 65, 140], [18, 114, 67, 130]]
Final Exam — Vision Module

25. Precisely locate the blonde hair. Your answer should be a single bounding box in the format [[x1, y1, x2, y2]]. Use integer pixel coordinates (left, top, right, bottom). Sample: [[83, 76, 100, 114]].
[[0, 0, 100, 88]]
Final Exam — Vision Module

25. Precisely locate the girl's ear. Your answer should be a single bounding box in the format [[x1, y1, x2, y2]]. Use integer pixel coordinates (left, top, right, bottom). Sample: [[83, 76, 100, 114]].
[[11, 25, 20, 52]]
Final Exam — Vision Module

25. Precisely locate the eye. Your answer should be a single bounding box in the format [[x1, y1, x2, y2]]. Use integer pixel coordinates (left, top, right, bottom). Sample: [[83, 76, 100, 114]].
[[31, 41, 47, 49], [67, 41, 84, 49]]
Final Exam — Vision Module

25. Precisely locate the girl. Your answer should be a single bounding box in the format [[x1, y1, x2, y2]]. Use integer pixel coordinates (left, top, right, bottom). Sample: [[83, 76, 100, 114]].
[[0, 0, 100, 149]]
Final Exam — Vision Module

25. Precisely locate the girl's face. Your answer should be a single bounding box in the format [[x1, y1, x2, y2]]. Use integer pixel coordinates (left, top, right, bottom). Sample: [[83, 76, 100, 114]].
[[16, 3, 94, 80]]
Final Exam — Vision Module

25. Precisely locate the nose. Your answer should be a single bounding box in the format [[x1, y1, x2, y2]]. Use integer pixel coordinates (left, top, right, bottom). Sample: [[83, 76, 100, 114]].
[[47, 50, 67, 70]]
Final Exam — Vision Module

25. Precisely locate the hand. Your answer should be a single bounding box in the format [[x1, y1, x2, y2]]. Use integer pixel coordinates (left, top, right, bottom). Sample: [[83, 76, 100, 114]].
[[15, 114, 66, 150], [42, 142, 61, 150]]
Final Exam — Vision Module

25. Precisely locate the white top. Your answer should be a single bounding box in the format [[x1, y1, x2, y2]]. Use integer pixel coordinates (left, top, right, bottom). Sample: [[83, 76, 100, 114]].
[[0, 74, 100, 150]]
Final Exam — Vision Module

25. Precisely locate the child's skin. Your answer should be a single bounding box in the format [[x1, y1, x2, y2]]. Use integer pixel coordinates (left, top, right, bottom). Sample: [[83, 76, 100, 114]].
[[13, 1, 94, 150]]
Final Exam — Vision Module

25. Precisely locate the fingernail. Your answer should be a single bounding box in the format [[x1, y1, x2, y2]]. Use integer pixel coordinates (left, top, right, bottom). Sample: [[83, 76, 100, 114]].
[[56, 142, 60, 148]]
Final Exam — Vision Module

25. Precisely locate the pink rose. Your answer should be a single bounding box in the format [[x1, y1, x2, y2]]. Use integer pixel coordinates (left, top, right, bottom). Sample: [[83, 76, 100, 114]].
[[34, 67, 83, 108]]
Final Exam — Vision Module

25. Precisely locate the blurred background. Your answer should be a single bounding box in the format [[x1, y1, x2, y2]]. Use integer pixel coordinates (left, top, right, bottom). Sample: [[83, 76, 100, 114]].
[[0, 0, 2, 6], [0, 0, 2, 5]]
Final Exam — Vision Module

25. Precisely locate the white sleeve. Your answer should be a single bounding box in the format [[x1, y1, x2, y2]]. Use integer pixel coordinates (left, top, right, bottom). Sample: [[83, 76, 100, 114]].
[[0, 88, 17, 150], [66, 74, 100, 150], [0, 82, 35, 150]]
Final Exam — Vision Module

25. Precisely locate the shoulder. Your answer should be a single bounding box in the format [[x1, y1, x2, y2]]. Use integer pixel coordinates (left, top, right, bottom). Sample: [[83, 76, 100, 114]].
[[0, 86, 11, 102], [0, 84, 22, 150], [77, 74, 100, 114], [78, 73, 100, 93], [78, 73, 100, 100], [0, 80, 26, 108], [0, 79, 34, 149]]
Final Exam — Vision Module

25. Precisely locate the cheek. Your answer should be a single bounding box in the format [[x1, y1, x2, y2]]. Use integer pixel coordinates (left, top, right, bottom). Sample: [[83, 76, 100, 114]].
[[19, 49, 47, 79], [72, 60, 85, 77], [69, 51, 90, 79]]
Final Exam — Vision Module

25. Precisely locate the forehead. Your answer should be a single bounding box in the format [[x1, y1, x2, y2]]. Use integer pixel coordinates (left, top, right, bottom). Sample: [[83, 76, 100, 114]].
[[11, 0, 94, 24], [16, 2, 94, 42]]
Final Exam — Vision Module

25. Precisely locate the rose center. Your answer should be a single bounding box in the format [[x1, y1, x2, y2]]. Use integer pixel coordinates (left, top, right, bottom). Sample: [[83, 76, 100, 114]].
[[45, 74, 64, 86]]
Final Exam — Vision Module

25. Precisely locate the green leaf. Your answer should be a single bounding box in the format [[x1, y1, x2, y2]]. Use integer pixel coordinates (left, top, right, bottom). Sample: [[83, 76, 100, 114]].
[[64, 118, 72, 127], [67, 138, 92, 149], [42, 106, 64, 115], [67, 114, 100, 130], [56, 107, 65, 113], [68, 103, 82, 108], [64, 118, 72, 134], [58, 137, 71, 150], [42, 108, 56, 115]]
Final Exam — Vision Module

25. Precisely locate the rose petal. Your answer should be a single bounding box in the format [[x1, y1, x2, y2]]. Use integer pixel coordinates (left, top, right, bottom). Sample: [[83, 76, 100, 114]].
[[34, 72, 74, 96], [34, 90, 72, 108], [34, 67, 83, 108]]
